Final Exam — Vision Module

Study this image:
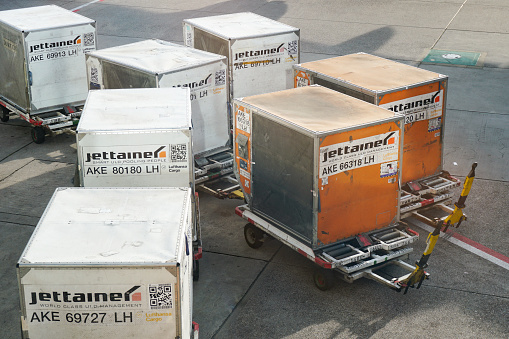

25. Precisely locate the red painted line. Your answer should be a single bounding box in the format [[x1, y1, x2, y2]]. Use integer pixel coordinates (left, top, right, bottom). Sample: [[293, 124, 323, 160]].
[[446, 229, 509, 264], [410, 219, 509, 270]]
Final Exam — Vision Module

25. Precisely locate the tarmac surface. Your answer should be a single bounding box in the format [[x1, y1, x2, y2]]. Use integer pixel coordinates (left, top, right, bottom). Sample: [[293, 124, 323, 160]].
[[0, 0, 508, 338]]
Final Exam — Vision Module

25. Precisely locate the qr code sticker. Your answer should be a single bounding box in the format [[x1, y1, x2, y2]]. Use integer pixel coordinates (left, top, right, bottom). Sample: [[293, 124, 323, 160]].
[[90, 67, 99, 84], [171, 144, 187, 162], [287, 40, 298, 54], [149, 284, 173, 310], [83, 33, 95, 47], [215, 69, 226, 86]]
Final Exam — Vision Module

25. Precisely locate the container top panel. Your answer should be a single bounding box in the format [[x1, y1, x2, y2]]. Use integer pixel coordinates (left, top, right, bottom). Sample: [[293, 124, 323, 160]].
[[77, 88, 192, 132], [0, 5, 95, 32], [239, 85, 398, 134], [299, 53, 445, 92], [184, 12, 298, 40], [19, 187, 190, 265], [88, 39, 226, 74]]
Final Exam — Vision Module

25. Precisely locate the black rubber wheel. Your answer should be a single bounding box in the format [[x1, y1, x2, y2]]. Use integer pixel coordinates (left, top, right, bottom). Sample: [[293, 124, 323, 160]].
[[31, 126, 45, 144], [193, 259, 200, 282], [244, 223, 264, 249], [313, 268, 335, 291], [0, 106, 9, 122]]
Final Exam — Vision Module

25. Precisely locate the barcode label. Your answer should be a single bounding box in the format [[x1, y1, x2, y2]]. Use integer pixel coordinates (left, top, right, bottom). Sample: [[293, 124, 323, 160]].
[[90, 67, 99, 84], [171, 144, 187, 162], [215, 69, 226, 86], [149, 284, 173, 310], [288, 40, 298, 54], [185, 32, 192, 47], [84, 32, 95, 47]]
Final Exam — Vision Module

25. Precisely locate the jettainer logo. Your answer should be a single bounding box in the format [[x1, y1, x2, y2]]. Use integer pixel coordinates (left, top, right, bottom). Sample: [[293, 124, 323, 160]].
[[380, 90, 443, 125], [234, 43, 285, 61], [29, 36, 82, 54], [320, 131, 399, 178], [85, 146, 167, 163], [28, 286, 141, 305], [173, 73, 212, 91]]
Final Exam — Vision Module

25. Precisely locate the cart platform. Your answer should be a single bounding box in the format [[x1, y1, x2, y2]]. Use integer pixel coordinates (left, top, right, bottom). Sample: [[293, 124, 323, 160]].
[[235, 204, 424, 291]]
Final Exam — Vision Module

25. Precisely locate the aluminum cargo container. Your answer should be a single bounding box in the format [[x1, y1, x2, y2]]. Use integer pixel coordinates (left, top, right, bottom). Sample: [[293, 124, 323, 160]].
[[86, 39, 228, 156], [294, 53, 448, 184], [183, 12, 300, 100], [233, 85, 404, 248], [77, 88, 193, 188], [17, 187, 196, 339], [0, 5, 96, 114]]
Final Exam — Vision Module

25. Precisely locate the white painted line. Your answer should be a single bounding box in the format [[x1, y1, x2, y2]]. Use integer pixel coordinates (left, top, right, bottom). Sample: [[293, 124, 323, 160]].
[[407, 218, 509, 271], [71, 0, 104, 12]]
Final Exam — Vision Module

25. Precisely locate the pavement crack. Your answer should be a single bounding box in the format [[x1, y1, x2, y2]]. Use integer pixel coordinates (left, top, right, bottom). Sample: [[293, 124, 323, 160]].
[[0, 159, 35, 183], [202, 250, 271, 263], [424, 284, 509, 299], [0, 141, 32, 163]]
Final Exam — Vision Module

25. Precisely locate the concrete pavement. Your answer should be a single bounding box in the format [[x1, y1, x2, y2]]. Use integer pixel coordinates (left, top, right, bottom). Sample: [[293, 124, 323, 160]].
[[1, 0, 508, 338]]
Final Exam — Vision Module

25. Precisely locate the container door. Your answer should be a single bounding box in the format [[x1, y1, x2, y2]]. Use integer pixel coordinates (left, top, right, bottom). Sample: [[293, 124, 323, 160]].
[[78, 131, 193, 188], [0, 26, 28, 110], [378, 81, 445, 183], [318, 123, 401, 245], [159, 61, 229, 155], [24, 24, 96, 113], [19, 268, 179, 338], [230, 32, 299, 98]]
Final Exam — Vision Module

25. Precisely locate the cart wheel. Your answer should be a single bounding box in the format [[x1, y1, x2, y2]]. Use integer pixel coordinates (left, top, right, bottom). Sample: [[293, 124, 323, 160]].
[[244, 223, 264, 249], [0, 106, 8, 122], [31, 126, 45, 144], [193, 259, 200, 281], [313, 268, 335, 291]]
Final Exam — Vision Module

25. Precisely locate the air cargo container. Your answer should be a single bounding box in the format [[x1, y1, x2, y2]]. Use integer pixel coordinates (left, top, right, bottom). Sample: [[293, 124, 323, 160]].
[[17, 187, 198, 339], [76, 88, 203, 280], [234, 85, 405, 247], [183, 12, 300, 101], [86, 40, 228, 156], [0, 5, 96, 142], [76, 88, 193, 188], [293, 53, 456, 187], [233, 85, 423, 291]]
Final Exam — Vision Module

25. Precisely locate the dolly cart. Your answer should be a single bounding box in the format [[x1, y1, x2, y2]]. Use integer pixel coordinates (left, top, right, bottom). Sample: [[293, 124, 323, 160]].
[[194, 147, 244, 199], [236, 205, 422, 291], [1, 98, 81, 144]]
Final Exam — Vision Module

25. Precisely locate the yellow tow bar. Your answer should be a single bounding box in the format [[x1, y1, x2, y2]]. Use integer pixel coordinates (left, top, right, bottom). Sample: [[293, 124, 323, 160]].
[[396, 162, 477, 294]]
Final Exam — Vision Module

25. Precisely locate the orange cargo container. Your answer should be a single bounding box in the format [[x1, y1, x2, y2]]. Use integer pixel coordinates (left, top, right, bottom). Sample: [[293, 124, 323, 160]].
[[294, 53, 448, 184], [233, 85, 404, 248]]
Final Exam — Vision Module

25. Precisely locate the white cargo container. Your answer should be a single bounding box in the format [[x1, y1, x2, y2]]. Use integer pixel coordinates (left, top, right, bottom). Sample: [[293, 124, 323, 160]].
[[86, 40, 229, 156], [17, 187, 198, 339], [183, 12, 300, 100], [0, 5, 96, 114], [76, 88, 193, 188]]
